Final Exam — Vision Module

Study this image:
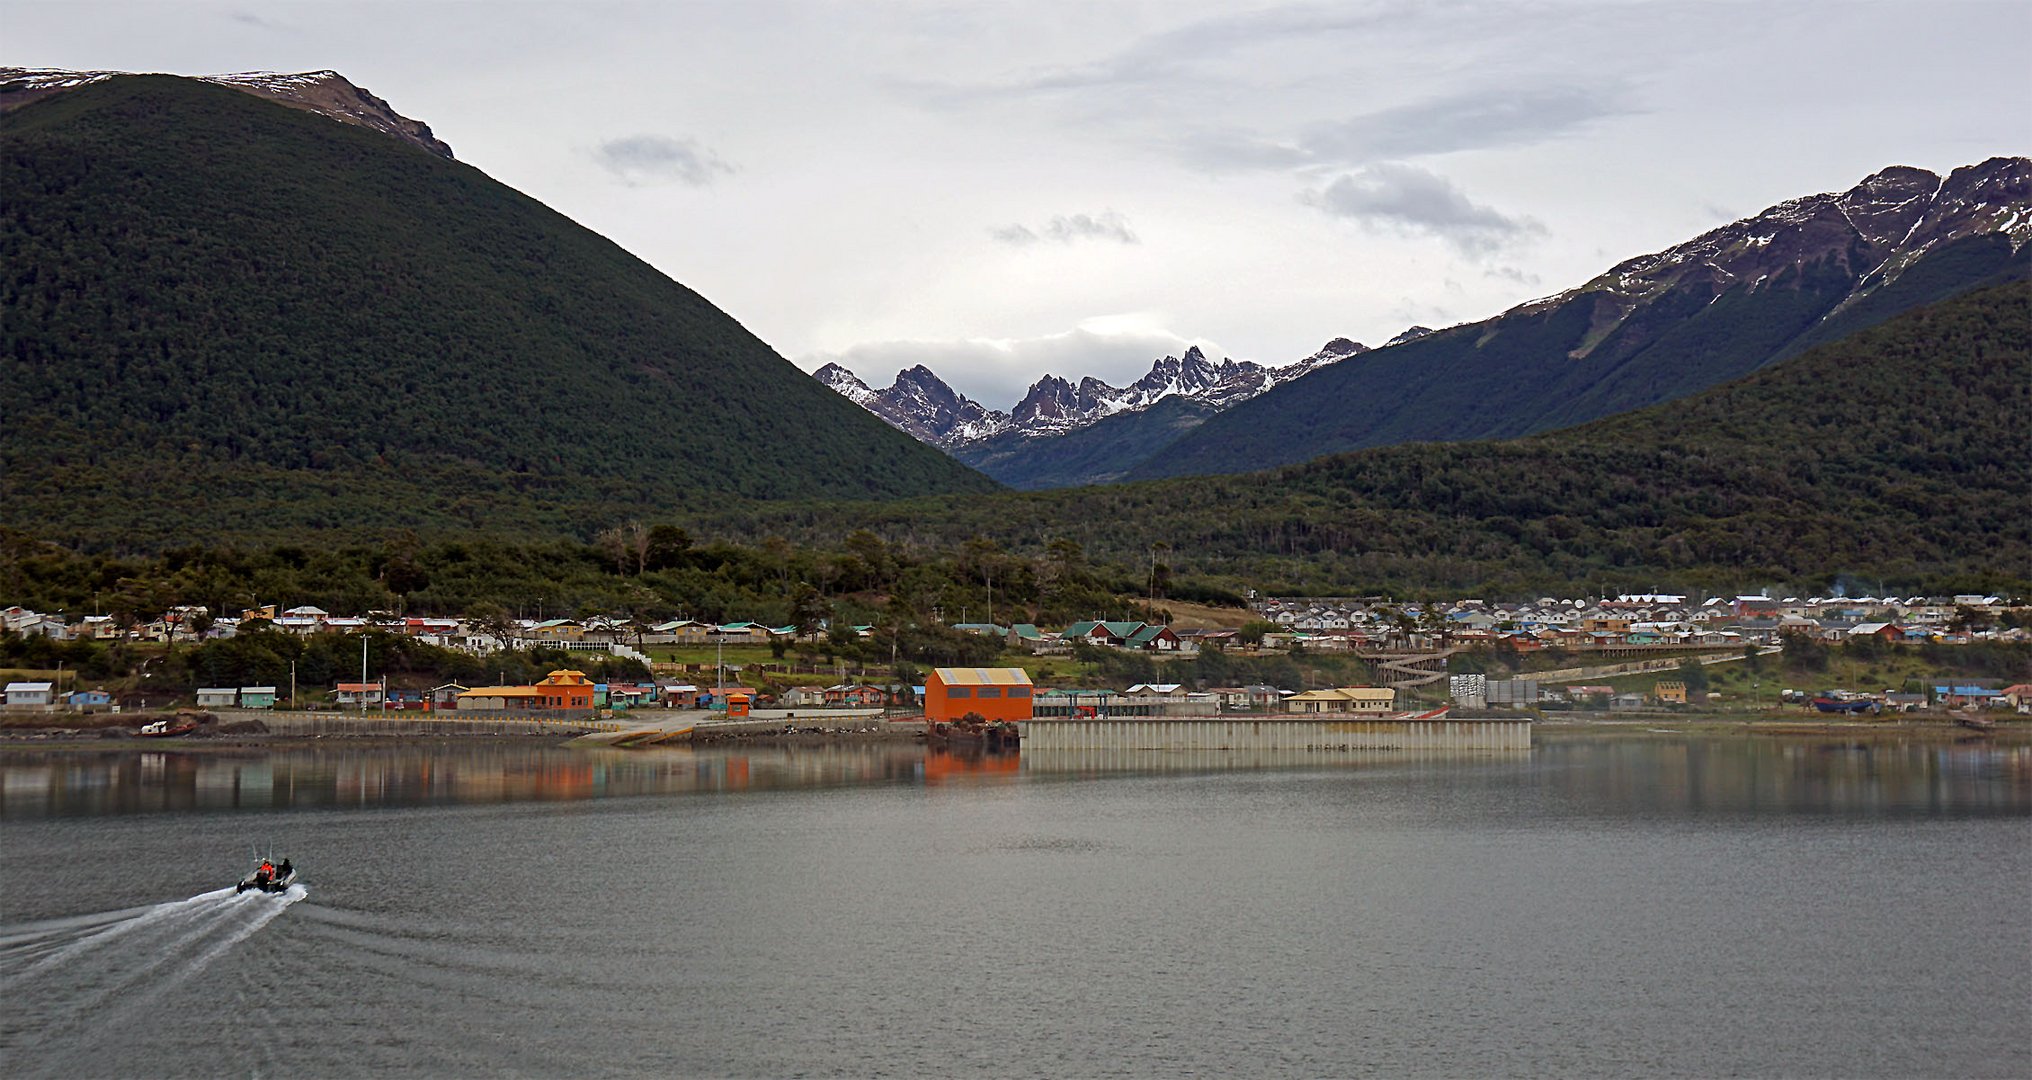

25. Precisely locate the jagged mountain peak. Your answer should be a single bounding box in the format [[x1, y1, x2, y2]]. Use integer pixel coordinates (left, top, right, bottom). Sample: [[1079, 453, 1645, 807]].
[[0, 66, 453, 158], [823, 337, 1367, 447], [1383, 327, 1433, 347]]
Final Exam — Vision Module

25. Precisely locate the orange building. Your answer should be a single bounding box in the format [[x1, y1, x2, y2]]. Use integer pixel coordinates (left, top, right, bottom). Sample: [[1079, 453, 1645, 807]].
[[535, 669, 596, 710], [926, 667, 1034, 723]]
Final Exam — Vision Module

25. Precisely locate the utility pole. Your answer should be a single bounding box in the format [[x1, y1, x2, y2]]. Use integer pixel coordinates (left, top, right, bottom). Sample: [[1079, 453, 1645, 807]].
[[360, 636, 368, 715], [290, 661, 297, 710]]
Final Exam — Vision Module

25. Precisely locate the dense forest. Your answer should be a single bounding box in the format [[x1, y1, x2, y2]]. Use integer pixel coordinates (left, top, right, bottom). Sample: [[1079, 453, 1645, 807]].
[[692, 282, 2032, 597], [6, 284, 2027, 608], [0, 74, 994, 548]]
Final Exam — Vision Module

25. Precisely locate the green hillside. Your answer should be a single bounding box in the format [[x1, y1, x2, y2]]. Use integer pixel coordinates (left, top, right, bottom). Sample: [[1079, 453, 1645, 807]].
[[1133, 234, 2027, 482], [955, 396, 1217, 489], [0, 75, 995, 547], [695, 282, 2032, 596]]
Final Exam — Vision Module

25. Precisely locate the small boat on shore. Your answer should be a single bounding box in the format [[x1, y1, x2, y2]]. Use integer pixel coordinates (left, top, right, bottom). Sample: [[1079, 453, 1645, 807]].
[[1811, 696, 1879, 715], [138, 717, 199, 737]]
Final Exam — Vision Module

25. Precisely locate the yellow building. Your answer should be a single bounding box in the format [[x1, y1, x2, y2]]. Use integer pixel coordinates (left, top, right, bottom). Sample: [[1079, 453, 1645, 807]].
[[1285, 686, 1397, 715], [1654, 680, 1689, 705]]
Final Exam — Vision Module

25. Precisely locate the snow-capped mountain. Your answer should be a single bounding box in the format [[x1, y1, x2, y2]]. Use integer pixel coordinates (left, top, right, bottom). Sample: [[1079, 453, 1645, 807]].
[[813, 364, 1012, 446], [1517, 157, 2031, 357], [0, 67, 454, 158], [816, 338, 1372, 450]]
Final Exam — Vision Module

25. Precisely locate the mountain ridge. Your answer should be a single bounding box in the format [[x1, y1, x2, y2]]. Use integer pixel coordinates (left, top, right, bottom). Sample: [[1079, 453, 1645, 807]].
[[1, 72, 995, 546], [1133, 156, 2031, 481], [816, 337, 1371, 453], [0, 66, 455, 158]]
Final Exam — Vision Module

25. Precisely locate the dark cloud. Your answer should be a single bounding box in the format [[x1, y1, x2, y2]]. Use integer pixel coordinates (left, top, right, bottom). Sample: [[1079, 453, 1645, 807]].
[[1302, 163, 1545, 256], [590, 134, 734, 187], [992, 211, 1139, 246]]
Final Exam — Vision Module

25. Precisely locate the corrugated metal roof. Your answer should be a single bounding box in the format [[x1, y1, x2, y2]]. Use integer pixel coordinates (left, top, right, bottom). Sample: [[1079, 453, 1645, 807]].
[[932, 667, 1033, 686]]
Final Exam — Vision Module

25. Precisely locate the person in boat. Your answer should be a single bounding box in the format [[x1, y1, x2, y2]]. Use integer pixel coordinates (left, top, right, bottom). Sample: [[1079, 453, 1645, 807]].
[[255, 861, 274, 886]]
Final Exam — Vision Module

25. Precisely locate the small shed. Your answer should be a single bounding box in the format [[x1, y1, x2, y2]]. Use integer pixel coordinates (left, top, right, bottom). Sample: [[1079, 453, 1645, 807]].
[[240, 687, 278, 709], [5, 682, 55, 708], [195, 688, 239, 708]]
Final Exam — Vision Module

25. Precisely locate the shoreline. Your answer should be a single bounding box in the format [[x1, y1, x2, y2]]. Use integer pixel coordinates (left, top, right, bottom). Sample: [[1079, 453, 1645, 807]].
[[2, 713, 2023, 752]]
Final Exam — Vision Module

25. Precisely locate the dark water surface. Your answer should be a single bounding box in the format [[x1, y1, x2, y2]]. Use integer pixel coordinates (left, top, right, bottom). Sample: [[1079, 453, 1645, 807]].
[[3, 733, 2026, 1078]]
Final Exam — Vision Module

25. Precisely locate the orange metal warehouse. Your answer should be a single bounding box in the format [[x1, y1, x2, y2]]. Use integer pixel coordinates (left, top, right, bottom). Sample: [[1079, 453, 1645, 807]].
[[925, 667, 1035, 722]]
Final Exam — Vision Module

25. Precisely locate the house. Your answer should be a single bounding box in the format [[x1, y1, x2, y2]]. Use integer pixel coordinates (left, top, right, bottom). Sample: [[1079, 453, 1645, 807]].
[[713, 622, 772, 644], [779, 686, 829, 707], [1006, 624, 1061, 653], [650, 619, 713, 644], [527, 619, 584, 643], [658, 682, 703, 708], [1285, 686, 1396, 715], [195, 688, 239, 709], [824, 684, 888, 707], [925, 667, 1034, 723], [2001, 685, 2032, 712], [456, 686, 546, 711], [334, 682, 384, 707], [6, 681, 56, 708], [68, 689, 112, 709], [1653, 680, 1689, 705], [428, 683, 471, 709], [1124, 624, 1183, 652], [1061, 621, 1145, 648], [1934, 685, 2002, 708], [950, 623, 1008, 638], [239, 687, 278, 709], [699, 686, 761, 710], [534, 670, 596, 710]]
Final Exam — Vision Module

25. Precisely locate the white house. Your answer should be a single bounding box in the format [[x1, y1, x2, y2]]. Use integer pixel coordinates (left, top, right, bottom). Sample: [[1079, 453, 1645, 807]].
[[6, 682, 56, 708], [195, 688, 239, 708]]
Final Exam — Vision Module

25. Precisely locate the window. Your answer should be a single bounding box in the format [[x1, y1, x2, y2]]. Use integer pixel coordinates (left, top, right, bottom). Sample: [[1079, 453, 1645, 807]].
[[977, 688, 1001, 699], [947, 687, 971, 698], [1009, 687, 1032, 698]]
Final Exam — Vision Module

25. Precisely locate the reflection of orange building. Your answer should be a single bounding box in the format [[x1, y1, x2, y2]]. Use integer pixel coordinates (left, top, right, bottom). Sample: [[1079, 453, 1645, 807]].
[[535, 670, 595, 710], [926, 668, 1034, 722], [921, 747, 1021, 785]]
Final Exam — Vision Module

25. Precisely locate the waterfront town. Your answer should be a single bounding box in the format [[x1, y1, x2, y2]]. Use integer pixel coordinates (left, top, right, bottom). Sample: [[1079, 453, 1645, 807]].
[[3, 590, 2027, 721]]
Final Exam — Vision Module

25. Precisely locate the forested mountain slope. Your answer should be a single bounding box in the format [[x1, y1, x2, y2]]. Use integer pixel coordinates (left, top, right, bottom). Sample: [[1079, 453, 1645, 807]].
[[1, 75, 994, 547], [1133, 159, 2029, 481], [702, 283, 2032, 596]]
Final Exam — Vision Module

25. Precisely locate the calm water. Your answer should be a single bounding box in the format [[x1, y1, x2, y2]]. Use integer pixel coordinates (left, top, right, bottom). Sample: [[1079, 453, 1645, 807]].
[[2, 734, 2026, 1078]]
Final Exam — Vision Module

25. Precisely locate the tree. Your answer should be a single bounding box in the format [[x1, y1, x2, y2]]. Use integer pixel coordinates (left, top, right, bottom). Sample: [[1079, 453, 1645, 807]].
[[1676, 656, 1711, 697], [466, 601, 517, 653], [1236, 620, 1276, 648], [789, 583, 830, 639]]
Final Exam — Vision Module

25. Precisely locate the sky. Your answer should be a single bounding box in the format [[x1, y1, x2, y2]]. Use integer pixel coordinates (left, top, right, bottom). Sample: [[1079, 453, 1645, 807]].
[[8, 0, 2025, 407]]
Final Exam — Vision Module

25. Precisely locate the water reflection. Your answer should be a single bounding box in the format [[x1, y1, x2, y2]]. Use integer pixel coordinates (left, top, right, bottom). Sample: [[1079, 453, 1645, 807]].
[[0, 742, 931, 817], [1534, 733, 2031, 816], [1, 733, 2026, 818]]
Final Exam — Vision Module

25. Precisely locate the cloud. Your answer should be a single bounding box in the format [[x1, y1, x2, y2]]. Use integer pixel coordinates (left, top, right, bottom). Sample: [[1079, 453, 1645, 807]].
[[803, 319, 1218, 408], [992, 211, 1139, 246], [1302, 163, 1545, 256], [590, 134, 734, 187], [227, 10, 288, 30], [1180, 83, 1633, 172]]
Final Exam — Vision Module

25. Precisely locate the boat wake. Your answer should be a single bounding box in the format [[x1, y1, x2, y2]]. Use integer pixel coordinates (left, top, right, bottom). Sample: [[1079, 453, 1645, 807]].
[[0, 884, 306, 1058]]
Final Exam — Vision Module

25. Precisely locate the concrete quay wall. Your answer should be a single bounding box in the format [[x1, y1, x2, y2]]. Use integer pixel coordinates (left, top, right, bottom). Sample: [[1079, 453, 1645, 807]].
[[1020, 717, 1531, 752]]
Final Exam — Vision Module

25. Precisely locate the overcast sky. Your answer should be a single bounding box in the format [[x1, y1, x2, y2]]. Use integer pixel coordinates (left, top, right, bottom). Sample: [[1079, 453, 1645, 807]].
[[10, 1, 2024, 406]]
